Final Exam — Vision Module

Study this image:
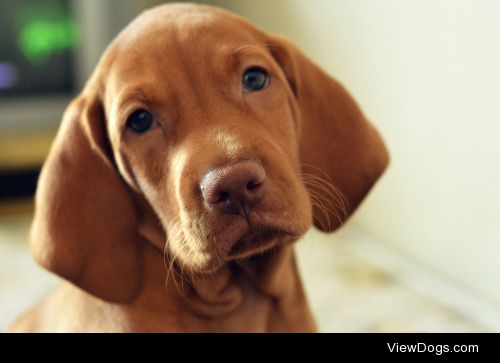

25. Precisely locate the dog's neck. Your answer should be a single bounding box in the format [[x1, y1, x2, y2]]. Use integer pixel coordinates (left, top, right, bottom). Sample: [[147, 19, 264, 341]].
[[142, 234, 300, 319], [179, 241, 299, 318], [124, 237, 316, 331]]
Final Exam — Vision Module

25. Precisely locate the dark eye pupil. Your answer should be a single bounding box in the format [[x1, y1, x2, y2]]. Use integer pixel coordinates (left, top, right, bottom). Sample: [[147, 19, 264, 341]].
[[242, 68, 268, 92], [127, 110, 153, 133]]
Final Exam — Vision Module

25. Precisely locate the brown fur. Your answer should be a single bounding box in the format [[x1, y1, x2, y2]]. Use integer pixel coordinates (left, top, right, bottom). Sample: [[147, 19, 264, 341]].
[[10, 4, 388, 332]]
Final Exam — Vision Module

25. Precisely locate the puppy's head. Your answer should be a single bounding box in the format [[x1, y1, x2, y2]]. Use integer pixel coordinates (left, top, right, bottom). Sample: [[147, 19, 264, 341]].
[[31, 4, 388, 302]]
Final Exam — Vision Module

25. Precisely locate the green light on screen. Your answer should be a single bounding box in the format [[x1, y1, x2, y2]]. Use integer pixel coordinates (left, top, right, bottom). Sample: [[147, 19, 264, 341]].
[[18, 17, 78, 65]]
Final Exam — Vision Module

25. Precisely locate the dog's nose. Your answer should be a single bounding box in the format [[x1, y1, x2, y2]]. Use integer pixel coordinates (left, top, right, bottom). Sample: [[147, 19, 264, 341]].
[[200, 160, 266, 216]]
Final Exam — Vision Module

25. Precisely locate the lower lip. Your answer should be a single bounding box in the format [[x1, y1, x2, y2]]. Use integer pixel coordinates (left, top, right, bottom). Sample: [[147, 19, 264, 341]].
[[227, 229, 292, 260]]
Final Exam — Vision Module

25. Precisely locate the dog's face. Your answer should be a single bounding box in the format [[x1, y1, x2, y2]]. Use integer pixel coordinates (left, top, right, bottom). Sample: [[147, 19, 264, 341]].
[[105, 7, 311, 272], [31, 4, 388, 302]]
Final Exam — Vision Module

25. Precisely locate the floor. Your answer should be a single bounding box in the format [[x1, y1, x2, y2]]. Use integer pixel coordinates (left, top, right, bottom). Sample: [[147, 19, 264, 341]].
[[296, 229, 490, 332], [0, 201, 491, 332]]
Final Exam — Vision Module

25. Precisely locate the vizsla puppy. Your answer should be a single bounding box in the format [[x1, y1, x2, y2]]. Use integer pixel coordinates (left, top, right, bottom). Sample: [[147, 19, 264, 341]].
[[10, 3, 388, 332]]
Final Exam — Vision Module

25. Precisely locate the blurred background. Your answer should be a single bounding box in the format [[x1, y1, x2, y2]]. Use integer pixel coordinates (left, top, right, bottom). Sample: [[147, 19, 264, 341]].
[[1, 0, 499, 331]]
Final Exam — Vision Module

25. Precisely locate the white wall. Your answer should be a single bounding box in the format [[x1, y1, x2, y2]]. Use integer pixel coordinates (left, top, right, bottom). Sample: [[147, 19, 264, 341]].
[[207, 0, 500, 307]]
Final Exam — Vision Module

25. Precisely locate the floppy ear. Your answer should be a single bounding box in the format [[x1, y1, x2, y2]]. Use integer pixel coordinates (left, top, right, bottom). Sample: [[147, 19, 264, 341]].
[[30, 90, 143, 302], [270, 37, 389, 232]]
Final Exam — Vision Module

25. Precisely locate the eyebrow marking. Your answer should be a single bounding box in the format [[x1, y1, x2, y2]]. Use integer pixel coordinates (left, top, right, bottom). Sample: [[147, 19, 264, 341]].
[[231, 43, 281, 59], [231, 44, 268, 59], [117, 87, 152, 107]]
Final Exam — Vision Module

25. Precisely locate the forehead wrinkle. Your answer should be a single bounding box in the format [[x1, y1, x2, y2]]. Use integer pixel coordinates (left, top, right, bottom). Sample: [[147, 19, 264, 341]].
[[116, 87, 151, 106], [231, 44, 269, 60]]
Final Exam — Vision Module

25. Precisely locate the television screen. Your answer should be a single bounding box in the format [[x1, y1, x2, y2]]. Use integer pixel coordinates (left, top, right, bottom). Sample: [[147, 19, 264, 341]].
[[0, 0, 77, 96]]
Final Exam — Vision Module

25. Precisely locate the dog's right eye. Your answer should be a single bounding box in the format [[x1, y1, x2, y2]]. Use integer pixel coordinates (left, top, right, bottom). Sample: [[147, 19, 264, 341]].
[[126, 109, 154, 133], [242, 67, 269, 92]]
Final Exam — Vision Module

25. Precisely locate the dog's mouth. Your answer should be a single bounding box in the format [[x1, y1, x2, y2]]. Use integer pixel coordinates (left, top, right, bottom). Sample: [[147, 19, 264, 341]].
[[226, 227, 299, 261]]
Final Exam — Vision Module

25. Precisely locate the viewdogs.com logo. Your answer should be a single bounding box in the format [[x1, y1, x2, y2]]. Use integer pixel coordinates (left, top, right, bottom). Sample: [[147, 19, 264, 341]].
[[387, 342, 478, 355]]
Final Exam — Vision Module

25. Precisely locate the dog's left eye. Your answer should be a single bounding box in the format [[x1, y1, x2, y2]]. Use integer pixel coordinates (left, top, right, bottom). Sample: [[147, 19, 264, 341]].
[[126, 109, 154, 133], [242, 67, 269, 92]]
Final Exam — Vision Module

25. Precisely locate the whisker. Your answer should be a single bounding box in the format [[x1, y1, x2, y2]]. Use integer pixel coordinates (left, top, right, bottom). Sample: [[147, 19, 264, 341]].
[[164, 217, 188, 295], [303, 179, 346, 225], [302, 171, 349, 213], [300, 166, 350, 229], [301, 174, 348, 215], [307, 191, 331, 230]]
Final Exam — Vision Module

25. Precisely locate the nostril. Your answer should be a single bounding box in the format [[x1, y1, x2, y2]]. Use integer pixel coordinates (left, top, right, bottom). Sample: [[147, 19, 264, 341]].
[[217, 191, 230, 203], [246, 180, 260, 191]]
